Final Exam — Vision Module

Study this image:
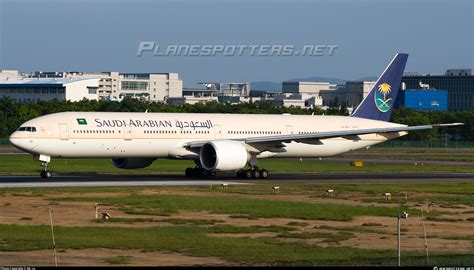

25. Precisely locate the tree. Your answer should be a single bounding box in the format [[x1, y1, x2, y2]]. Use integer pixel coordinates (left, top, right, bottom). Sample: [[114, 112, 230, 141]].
[[0, 96, 472, 141]]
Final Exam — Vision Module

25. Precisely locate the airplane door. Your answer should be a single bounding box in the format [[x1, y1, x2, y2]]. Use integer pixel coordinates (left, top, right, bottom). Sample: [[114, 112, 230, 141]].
[[59, 123, 69, 140], [124, 125, 132, 140], [286, 125, 294, 135], [214, 124, 222, 139]]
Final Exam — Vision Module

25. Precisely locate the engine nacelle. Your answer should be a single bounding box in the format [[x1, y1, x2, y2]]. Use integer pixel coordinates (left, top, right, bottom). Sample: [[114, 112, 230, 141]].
[[112, 158, 155, 169], [199, 140, 250, 171]]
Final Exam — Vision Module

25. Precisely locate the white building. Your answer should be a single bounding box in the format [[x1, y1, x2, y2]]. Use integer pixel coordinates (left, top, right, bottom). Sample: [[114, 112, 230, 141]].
[[338, 81, 375, 108], [0, 70, 23, 80], [274, 81, 336, 108], [180, 88, 219, 105], [31, 71, 183, 102], [282, 81, 337, 94], [170, 82, 251, 105], [0, 78, 99, 102]]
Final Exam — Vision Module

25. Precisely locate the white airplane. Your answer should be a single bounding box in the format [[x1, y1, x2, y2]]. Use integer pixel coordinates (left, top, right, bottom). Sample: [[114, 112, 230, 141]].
[[9, 53, 461, 179]]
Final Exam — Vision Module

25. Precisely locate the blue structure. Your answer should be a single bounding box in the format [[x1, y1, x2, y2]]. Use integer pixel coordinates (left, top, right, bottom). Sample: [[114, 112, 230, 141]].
[[395, 89, 448, 111]]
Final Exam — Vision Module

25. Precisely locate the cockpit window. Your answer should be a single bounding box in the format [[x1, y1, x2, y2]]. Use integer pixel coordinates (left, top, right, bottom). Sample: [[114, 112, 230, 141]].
[[17, 126, 36, 132]]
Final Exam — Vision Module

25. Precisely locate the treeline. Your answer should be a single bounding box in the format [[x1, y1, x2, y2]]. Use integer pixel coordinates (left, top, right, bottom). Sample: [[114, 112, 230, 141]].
[[0, 97, 472, 141]]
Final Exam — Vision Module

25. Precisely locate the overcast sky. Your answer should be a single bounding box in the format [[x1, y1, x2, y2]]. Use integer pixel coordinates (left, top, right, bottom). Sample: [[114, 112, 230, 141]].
[[0, 0, 472, 86]]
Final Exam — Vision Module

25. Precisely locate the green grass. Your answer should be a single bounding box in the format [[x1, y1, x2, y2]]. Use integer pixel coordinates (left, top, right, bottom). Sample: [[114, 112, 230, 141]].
[[425, 216, 464, 222], [361, 223, 384, 227], [0, 223, 471, 266], [286, 221, 309, 227], [259, 159, 474, 173], [0, 180, 472, 266], [277, 231, 353, 243], [1, 155, 474, 175], [361, 194, 474, 206], [162, 218, 224, 226], [18, 217, 32, 221], [396, 155, 474, 162], [208, 224, 294, 234], [426, 234, 474, 241], [317, 225, 390, 235], [198, 182, 474, 197], [0, 224, 392, 265], [95, 217, 155, 223], [438, 204, 466, 209], [0, 156, 194, 175], [6, 181, 469, 207], [53, 194, 426, 221]]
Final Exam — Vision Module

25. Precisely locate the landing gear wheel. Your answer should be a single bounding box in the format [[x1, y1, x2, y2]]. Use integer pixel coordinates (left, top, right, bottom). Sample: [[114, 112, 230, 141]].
[[237, 169, 245, 178], [40, 161, 52, 179], [40, 170, 52, 179], [252, 169, 261, 179], [260, 169, 269, 179], [193, 168, 203, 178], [244, 169, 253, 179], [185, 167, 193, 177], [186, 167, 215, 178]]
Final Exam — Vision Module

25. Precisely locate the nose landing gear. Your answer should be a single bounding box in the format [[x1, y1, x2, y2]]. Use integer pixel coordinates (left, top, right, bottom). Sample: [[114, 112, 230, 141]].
[[40, 162, 52, 179]]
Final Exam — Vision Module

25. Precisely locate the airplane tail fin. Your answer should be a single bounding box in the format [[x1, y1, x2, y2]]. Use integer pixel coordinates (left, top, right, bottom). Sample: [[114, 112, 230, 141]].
[[351, 53, 408, 121]]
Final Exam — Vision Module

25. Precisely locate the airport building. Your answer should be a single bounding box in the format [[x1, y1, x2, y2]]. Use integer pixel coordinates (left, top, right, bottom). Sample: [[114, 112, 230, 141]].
[[177, 88, 219, 105], [0, 77, 100, 102], [282, 81, 337, 95], [275, 80, 377, 109], [0, 70, 24, 80], [402, 69, 474, 111], [171, 82, 251, 105], [395, 89, 448, 111], [274, 81, 336, 108], [338, 81, 376, 108], [30, 71, 183, 103], [206, 82, 251, 104]]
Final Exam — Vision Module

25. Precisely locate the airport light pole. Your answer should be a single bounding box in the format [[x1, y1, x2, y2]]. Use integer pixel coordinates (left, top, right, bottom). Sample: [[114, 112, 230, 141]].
[[397, 211, 409, 266]]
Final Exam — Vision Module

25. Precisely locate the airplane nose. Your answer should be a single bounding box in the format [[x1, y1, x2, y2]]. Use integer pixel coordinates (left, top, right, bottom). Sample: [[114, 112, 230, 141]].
[[9, 132, 24, 150], [9, 132, 35, 154]]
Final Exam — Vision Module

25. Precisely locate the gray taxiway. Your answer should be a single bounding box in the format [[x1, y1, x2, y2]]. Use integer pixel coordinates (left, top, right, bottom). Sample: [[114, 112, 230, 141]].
[[0, 172, 473, 188]]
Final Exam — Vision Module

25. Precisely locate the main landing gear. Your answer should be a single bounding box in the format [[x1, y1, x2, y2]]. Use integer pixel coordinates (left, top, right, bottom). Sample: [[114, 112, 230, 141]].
[[236, 167, 269, 179], [185, 166, 216, 178], [40, 162, 52, 179]]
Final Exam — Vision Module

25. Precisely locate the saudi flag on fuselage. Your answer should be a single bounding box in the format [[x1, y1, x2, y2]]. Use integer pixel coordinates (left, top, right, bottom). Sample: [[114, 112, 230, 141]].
[[76, 118, 87, 125]]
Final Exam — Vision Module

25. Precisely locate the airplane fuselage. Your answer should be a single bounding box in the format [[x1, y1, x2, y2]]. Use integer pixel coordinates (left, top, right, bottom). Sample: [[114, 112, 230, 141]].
[[9, 111, 406, 160]]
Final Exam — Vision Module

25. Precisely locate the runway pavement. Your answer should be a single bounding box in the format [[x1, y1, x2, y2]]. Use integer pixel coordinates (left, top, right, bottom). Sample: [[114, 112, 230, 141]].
[[0, 174, 250, 188], [0, 172, 473, 188]]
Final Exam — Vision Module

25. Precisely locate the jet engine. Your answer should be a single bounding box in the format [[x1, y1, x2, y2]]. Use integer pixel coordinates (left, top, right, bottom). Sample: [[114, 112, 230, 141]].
[[199, 140, 250, 171], [112, 158, 155, 169]]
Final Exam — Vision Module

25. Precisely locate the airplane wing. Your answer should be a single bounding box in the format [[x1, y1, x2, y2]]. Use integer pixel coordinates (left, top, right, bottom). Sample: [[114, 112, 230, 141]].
[[184, 123, 463, 148]]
